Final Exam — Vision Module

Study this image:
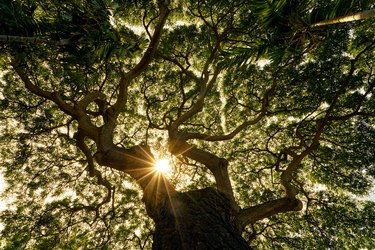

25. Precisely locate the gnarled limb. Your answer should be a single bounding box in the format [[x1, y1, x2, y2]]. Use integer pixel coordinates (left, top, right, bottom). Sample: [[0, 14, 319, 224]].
[[11, 57, 101, 140], [179, 73, 278, 141], [75, 131, 113, 209], [11, 58, 76, 117], [169, 66, 221, 135], [168, 138, 236, 207], [95, 144, 176, 208], [235, 197, 303, 230], [75, 90, 106, 114], [156, 51, 200, 82], [107, 4, 170, 125], [179, 111, 266, 141], [279, 43, 374, 199]]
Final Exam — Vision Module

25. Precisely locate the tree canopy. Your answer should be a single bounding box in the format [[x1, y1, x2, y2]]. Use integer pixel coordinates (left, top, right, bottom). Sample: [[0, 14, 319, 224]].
[[0, 0, 374, 249]]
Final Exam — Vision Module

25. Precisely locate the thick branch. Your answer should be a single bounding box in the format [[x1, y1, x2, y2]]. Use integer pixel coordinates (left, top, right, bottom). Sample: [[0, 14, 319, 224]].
[[179, 103, 267, 141], [168, 138, 235, 206], [76, 91, 106, 113], [170, 67, 221, 134], [94, 5, 170, 152], [94, 144, 176, 207], [235, 198, 303, 230], [12, 57, 104, 140], [75, 131, 113, 208], [156, 51, 200, 82], [279, 44, 373, 199], [311, 9, 375, 28], [11, 58, 76, 116], [179, 74, 278, 141], [328, 78, 375, 121], [108, 5, 170, 123]]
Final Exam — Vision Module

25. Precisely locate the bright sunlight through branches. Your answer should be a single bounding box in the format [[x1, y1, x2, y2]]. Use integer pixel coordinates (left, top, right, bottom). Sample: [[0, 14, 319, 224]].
[[154, 159, 171, 174]]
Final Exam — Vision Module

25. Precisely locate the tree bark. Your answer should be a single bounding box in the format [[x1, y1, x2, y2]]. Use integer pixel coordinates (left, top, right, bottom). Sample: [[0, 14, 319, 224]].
[[311, 9, 375, 28], [94, 144, 177, 209], [148, 187, 251, 250], [235, 198, 302, 230], [168, 138, 237, 207]]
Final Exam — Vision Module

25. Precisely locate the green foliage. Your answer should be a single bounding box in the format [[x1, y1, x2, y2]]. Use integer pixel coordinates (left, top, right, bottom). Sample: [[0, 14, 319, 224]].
[[313, 120, 375, 193], [1, 0, 374, 249], [0, 0, 40, 36]]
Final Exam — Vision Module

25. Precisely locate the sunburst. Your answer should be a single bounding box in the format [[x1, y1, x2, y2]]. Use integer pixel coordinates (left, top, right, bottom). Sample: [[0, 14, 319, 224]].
[[154, 158, 171, 174]]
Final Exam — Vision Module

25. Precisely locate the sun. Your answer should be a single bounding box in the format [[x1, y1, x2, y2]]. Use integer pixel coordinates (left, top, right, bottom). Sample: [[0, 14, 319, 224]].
[[154, 159, 171, 174]]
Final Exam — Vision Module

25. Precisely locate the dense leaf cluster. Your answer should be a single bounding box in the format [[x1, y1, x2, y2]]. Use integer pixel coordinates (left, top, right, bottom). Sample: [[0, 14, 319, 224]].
[[0, 0, 374, 249]]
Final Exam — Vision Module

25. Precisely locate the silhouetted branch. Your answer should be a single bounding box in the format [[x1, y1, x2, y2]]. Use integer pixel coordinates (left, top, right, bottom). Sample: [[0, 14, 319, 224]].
[[235, 197, 302, 229]]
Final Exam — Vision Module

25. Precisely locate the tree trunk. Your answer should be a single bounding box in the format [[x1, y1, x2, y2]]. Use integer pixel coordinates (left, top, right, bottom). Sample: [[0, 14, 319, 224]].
[[311, 9, 375, 28], [146, 187, 251, 250]]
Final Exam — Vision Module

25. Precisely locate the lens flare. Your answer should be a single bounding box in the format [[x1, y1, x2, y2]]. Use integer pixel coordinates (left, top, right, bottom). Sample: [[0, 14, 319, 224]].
[[155, 159, 171, 173]]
